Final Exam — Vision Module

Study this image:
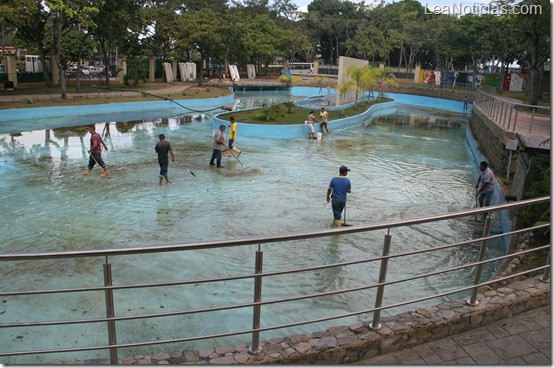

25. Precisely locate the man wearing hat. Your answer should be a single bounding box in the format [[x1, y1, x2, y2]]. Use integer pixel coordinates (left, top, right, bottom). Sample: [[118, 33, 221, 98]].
[[326, 165, 351, 227], [209, 124, 226, 168]]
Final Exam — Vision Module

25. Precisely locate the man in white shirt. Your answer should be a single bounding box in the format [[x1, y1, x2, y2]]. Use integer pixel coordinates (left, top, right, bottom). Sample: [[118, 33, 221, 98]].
[[475, 161, 495, 207]]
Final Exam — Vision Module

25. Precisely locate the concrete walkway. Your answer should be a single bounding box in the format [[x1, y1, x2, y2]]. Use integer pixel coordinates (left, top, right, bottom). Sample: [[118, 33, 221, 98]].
[[354, 305, 551, 365]]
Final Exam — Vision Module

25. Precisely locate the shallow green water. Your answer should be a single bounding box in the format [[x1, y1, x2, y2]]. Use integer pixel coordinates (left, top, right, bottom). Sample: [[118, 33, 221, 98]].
[[0, 98, 501, 363]]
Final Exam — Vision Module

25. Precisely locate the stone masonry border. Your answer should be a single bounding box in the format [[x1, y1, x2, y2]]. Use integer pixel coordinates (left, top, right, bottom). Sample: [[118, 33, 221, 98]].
[[53, 275, 550, 365]]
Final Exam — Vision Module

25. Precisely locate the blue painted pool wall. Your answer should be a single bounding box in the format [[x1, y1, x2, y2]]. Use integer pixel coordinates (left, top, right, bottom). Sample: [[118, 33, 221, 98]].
[[389, 93, 472, 114], [0, 95, 235, 122], [213, 100, 397, 139], [465, 127, 511, 252]]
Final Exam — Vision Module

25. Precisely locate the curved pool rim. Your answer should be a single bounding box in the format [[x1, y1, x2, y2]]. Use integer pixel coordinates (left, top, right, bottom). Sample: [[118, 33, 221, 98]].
[[214, 90, 472, 139]]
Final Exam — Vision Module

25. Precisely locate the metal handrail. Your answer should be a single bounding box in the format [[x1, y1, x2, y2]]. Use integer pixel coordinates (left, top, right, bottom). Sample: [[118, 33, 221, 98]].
[[473, 90, 550, 134], [2, 241, 549, 331], [0, 197, 547, 261], [0, 196, 550, 363]]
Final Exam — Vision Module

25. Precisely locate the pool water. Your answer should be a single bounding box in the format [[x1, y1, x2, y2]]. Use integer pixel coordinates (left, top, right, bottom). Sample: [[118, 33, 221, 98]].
[[0, 94, 501, 363]]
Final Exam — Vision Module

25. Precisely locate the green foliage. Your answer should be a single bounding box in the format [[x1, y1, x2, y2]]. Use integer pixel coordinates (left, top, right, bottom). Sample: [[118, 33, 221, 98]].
[[2, 0, 549, 103], [124, 57, 149, 87], [61, 30, 95, 66], [220, 99, 391, 125], [278, 75, 303, 85], [254, 104, 288, 121], [515, 156, 550, 243], [282, 101, 296, 114]]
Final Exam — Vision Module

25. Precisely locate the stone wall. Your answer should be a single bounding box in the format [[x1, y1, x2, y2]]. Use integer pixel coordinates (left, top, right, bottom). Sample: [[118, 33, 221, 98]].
[[469, 108, 519, 176], [387, 85, 475, 103], [58, 276, 549, 365]]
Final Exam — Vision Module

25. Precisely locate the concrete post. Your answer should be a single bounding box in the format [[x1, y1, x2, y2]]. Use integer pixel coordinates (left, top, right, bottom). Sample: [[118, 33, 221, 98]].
[[149, 57, 156, 82], [379, 62, 385, 70], [414, 64, 421, 84], [313, 60, 319, 74], [117, 55, 126, 84], [3, 54, 17, 87]]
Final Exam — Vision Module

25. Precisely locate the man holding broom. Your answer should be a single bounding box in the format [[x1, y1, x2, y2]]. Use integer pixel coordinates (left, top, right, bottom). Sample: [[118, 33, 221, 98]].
[[326, 165, 351, 228], [84, 124, 110, 177]]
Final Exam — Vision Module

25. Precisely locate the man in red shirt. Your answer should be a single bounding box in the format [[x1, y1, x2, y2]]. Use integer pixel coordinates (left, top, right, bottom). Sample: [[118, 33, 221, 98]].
[[84, 124, 110, 177]]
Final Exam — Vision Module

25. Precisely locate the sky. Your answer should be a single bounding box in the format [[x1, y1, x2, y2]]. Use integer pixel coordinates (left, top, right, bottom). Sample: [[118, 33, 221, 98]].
[[295, 0, 477, 13]]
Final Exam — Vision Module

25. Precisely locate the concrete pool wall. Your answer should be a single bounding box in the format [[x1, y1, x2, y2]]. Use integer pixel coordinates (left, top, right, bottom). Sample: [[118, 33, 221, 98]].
[[0, 95, 235, 134], [213, 92, 471, 139]]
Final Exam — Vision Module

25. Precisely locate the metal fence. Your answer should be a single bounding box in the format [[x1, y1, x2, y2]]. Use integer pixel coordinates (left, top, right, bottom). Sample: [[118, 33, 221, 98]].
[[473, 90, 551, 134], [0, 197, 550, 364]]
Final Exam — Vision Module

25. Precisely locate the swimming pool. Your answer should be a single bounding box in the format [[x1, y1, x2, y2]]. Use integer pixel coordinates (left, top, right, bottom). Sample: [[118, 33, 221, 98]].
[[0, 89, 501, 363]]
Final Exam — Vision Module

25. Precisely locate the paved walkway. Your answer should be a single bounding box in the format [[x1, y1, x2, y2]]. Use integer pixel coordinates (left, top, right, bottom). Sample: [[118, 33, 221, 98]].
[[354, 305, 551, 365]]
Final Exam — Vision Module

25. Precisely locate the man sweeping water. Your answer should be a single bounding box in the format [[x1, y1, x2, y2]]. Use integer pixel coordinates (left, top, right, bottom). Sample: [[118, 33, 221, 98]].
[[223, 116, 241, 158], [84, 124, 110, 177], [155, 134, 175, 185], [326, 165, 351, 228]]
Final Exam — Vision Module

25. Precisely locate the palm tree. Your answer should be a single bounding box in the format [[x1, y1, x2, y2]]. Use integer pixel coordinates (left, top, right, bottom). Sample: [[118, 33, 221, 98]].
[[314, 76, 332, 95], [347, 65, 367, 106], [371, 67, 398, 101], [278, 75, 303, 102], [335, 81, 355, 114]]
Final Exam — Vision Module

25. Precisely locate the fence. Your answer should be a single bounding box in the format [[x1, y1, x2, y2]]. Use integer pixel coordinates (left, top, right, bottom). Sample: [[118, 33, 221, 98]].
[[473, 90, 551, 135], [0, 197, 550, 364]]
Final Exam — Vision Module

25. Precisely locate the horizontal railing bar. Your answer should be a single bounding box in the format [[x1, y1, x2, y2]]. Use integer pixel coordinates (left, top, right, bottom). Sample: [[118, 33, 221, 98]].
[[0, 218, 547, 302], [476, 91, 551, 111], [0, 222, 548, 299], [1, 265, 547, 358], [0, 197, 548, 261], [384, 223, 549, 261], [2, 244, 548, 330], [370, 244, 551, 291]]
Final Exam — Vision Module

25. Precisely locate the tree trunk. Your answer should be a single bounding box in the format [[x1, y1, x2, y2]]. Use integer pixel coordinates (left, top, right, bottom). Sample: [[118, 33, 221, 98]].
[[37, 49, 52, 87], [52, 16, 67, 100]]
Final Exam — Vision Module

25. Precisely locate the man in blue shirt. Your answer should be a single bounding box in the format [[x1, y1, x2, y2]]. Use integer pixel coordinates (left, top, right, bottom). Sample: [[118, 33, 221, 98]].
[[326, 165, 351, 227]]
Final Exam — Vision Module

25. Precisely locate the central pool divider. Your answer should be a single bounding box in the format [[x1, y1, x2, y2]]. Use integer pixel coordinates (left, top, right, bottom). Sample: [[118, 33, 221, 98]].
[[213, 99, 397, 139], [213, 91, 471, 139]]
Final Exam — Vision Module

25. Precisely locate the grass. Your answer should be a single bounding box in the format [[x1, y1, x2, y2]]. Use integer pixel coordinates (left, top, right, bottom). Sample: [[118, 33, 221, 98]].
[[218, 99, 392, 125], [0, 83, 233, 110], [501, 91, 550, 106]]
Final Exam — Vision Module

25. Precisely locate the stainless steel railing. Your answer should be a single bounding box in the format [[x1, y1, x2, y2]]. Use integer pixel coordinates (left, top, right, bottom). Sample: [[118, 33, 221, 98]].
[[0, 196, 550, 364], [473, 90, 551, 135]]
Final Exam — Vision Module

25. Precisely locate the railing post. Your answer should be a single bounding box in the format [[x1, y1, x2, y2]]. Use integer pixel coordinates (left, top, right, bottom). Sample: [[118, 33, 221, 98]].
[[529, 107, 536, 133], [466, 215, 492, 306], [369, 230, 392, 330], [495, 100, 501, 121], [501, 103, 509, 128], [249, 244, 263, 354], [507, 105, 514, 131], [103, 257, 118, 364], [540, 247, 551, 283], [513, 109, 519, 132]]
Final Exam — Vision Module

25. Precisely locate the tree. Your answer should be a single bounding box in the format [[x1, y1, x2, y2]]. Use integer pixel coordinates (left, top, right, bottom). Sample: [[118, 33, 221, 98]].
[[89, 0, 143, 88], [422, 14, 460, 84], [62, 29, 96, 93], [369, 66, 398, 101], [305, 0, 358, 64], [46, 0, 100, 99], [514, 0, 550, 105], [4, 0, 53, 86], [176, 8, 227, 86], [278, 74, 302, 101], [335, 81, 354, 112], [347, 64, 367, 105]]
